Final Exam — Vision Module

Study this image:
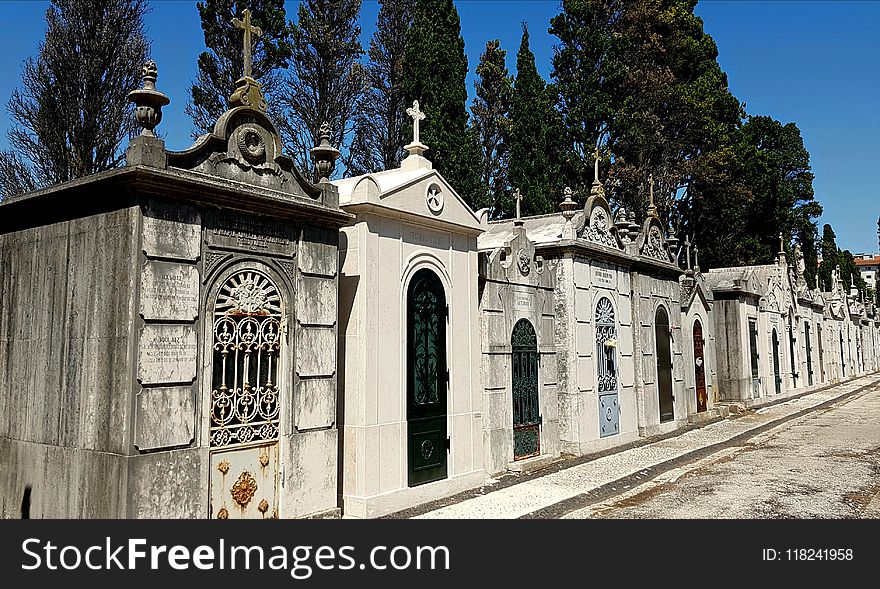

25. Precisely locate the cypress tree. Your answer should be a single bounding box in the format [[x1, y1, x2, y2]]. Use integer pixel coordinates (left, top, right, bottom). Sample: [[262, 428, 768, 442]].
[[507, 24, 559, 218], [187, 0, 293, 137], [348, 0, 415, 176], [471, 39, 512, 214], [402, 0, 481, 207], [818, 224, 839, 291]]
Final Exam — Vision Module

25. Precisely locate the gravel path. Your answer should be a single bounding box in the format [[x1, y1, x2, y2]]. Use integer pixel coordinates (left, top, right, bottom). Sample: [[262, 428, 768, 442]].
[[413, 375, 880, 519]]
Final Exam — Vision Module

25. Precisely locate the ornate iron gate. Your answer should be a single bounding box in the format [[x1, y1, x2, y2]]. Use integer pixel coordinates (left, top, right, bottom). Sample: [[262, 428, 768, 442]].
[[209, 271, 282, 519], [596, 297, 619, 437], [789, 323, 798, 388], [407, 269, 448, 487], [693, 320, 707, 413], [772, 329, 781, 395], [512, 320, 540, 460], [656, 307, 674, 422], [818, 325, 825, 383]]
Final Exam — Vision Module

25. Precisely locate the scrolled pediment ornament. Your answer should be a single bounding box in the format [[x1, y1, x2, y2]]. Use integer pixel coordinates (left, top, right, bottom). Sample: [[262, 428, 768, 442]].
[[517, 248, 531, 276], [582, 206, 619, 248], [641, 225, 668, 261]]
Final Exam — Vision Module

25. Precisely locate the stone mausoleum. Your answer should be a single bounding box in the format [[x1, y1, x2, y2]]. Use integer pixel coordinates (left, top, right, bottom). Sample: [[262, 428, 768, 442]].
[[0, 56, 348, 518], [2, 36, 880, 519]]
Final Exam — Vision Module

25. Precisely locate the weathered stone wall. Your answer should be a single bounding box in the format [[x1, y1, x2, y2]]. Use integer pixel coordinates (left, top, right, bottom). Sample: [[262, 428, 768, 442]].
[[0, 207, 140, 518], [555, 254, 637, 455], [712, 296, 751, 401], [479, 229, 557, 476], [630, 271, 685, 435]]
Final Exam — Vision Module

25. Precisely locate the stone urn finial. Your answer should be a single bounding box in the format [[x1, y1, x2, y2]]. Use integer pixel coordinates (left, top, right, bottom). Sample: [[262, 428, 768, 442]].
[[560, 187, 578, 224], [127, 60, 170, 137], [310, 121, 340, 181]]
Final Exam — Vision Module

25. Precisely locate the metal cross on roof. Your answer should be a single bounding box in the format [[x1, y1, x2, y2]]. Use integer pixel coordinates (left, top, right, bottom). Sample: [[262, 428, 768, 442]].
[[233, 9, 262, 79], [407, 100, 426, 144]]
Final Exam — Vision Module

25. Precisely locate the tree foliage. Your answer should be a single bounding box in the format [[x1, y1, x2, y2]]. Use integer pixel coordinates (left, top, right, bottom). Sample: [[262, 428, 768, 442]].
[[0, 0, 150, 199], [818, 224, 839, 291], [550, 0, 742, 218], [402, 0, 481, 208], [280, 0, 365, 177], [187, 0, 293, 137], [506, 24, 561, 218], [348, 0, 415, 176], [680, 116, 821, 271], [471, 38, 512, 214]]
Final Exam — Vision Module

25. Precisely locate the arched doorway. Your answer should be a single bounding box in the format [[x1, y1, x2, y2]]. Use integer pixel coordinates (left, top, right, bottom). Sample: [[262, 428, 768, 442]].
[[596, 297, 619, 437], [209, 270, 283, 519], [512, 319, 540, 460], [693, 319, 707, 413], [655, 306, 674, 423], [804, 322, 813, 386], [406, 269, 448, 487], [772, 329, 781, 395]]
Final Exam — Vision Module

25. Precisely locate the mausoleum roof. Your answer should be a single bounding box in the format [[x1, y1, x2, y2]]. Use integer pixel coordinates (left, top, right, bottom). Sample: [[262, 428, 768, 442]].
[[479, 213, 582, 250]]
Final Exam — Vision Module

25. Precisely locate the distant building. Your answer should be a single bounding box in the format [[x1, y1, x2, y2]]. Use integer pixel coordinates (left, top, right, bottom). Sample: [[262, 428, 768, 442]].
[[854, 253, 880, 289]]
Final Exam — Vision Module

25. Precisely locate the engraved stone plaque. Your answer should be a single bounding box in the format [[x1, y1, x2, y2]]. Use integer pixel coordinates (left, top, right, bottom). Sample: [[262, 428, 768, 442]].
[[592, 265, 615, 288], [138, 324, 198, 384], [205, 210, 296, 257], [140, 261, 200, 321], [403, 224, 450, 249], [142, 202, 201, 261], [513, 289, 535, 311]]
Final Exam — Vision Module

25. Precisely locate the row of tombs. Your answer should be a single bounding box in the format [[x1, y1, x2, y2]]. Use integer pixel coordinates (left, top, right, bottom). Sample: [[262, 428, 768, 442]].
[[1, 64, 878, 519]]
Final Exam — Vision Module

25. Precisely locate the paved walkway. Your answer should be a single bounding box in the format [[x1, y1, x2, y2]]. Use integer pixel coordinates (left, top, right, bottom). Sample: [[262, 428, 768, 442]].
[[413, 374, 880, 519]]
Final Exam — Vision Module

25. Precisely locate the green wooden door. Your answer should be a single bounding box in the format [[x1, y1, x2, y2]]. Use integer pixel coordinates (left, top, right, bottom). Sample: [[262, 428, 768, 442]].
[[407, 269, 448, 487]]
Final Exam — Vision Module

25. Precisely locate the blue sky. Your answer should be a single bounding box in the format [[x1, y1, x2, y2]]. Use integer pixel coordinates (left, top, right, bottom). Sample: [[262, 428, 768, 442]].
[[0, 1, 877, 253]]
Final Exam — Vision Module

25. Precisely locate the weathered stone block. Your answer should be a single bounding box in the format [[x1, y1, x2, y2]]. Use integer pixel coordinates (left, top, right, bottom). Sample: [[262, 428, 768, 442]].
[[127, 448, 209, 518], [297, 275, 337, 326], [299, 228, 337, 277], [295, 377, 336, 430], [135, 386, 195, 451], [296, 326, 336, 377], [138, 324, 198, 384], [142, 203, 201, 261], [280, 429, 338, 517]]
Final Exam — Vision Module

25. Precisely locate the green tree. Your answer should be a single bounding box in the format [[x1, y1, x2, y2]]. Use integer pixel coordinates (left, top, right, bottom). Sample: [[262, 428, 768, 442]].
[[186, 0, 293, 137], [839, 249, 866, 296], [818, 224, 839, 291], [680, 116, 820, 271], [471, 39, 512, 214], [506, 24, 561, 218], [549, 0, 620, 192], [402, 0, 481, 207], [347, 0, 415, 175], [0, 0, 150, 199], [281, 0, 365, 177], [550, 0, 742, 218]]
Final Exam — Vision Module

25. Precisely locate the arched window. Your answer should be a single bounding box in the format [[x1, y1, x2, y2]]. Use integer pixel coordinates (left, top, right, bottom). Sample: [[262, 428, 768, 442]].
[[596, 297, 619, 437], [406, 269, 448, 486], [210, 271, 282, 448]]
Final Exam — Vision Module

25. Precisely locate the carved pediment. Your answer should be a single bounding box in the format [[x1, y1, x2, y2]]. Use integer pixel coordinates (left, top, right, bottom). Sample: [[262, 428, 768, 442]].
[[581, 205, 619, 248], [167, 107, 321, 201], [638, 218, 672, 263]]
